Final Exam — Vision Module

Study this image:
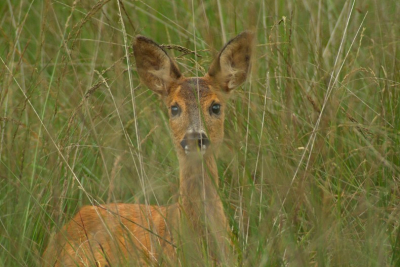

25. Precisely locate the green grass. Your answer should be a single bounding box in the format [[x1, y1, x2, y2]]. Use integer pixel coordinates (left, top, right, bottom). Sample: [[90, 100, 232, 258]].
[[1, 0, 399, 266]]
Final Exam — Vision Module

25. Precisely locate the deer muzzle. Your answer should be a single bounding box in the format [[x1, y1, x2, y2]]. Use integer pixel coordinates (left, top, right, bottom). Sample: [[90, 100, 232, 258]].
[[180, 132, 210, 155]]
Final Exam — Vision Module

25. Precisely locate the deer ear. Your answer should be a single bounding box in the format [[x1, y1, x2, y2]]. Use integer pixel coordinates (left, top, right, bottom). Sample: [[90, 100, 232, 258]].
[[133, 36, 182, 96], [207, 31, 254, 92]]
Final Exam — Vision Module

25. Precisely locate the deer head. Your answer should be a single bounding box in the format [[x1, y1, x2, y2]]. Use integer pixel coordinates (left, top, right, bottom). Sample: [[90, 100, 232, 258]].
[[133, 32, 254, 160]]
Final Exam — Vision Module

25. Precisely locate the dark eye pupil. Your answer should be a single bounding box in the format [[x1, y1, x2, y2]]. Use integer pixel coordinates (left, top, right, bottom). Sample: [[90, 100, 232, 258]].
[[171, 105, 180, 116], [211, 104, 220, 115]]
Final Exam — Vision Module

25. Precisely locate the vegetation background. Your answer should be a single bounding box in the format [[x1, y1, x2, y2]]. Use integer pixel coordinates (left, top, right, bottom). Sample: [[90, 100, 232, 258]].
[[1, 0, 399, 266]]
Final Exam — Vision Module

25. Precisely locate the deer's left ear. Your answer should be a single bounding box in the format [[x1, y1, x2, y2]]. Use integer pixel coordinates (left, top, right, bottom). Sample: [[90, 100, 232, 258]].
[[133, 36, 182, 96], [207, 31, 254, 93]]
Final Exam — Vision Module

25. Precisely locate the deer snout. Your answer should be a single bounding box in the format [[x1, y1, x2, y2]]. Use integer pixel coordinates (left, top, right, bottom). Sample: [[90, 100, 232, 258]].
[[180, 132, 210, 155]]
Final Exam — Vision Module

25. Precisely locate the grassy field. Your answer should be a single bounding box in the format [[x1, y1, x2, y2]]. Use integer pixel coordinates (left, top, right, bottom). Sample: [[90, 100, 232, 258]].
[[1, 0, 399, 266]]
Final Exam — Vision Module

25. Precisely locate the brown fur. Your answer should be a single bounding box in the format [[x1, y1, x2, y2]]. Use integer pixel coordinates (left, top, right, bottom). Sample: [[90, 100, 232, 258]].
[[43, 31, 254, 266]]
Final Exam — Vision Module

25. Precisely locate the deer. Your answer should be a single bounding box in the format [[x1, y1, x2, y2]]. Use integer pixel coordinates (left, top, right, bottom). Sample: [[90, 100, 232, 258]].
[[42, 31, 254, 266]]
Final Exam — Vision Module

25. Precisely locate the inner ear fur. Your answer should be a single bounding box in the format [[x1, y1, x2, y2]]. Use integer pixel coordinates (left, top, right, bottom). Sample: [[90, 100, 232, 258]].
[[207, 31, 254, 92], [133, 36, 182, 96]]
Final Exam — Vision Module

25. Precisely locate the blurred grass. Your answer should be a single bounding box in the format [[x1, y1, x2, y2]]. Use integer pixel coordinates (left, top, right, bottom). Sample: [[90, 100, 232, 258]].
[[0, 0, 399, 266]]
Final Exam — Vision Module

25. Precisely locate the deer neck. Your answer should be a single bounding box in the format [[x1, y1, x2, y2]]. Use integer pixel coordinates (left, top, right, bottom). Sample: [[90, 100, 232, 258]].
[[178, 154, 226, 226]]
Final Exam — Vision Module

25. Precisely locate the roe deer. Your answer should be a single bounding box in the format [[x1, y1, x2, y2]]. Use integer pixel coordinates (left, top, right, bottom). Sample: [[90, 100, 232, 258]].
[[43, 31, 254, 266]]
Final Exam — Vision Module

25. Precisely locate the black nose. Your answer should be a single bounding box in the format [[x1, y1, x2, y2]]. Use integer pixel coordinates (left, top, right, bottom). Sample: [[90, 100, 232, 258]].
[[180, 132, 210, 151]]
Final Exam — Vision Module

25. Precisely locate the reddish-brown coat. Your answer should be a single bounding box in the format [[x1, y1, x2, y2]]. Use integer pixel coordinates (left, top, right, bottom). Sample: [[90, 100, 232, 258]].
[[43, 31, 254, 266]]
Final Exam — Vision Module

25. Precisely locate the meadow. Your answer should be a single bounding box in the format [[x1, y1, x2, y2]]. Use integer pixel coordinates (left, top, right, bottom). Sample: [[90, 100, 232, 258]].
[[0, 0, 399, 266]]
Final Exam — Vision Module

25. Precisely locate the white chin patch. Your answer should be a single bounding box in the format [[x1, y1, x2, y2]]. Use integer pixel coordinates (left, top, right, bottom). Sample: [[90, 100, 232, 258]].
[[184, 145, 207, 155]]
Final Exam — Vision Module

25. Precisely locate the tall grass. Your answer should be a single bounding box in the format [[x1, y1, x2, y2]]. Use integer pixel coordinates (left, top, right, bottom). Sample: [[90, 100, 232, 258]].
[[1, 0, 399, 266]]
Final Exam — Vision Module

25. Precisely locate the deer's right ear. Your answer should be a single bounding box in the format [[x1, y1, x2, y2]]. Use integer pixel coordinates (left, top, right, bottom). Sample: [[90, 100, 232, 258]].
[[207, 31, 254, 93], [133, 36, 182, 96]]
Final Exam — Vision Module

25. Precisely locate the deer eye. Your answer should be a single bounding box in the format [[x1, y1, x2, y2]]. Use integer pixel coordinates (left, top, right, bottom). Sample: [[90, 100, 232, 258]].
[[210, 103, 221, 115], [171, 105, 181, 116]]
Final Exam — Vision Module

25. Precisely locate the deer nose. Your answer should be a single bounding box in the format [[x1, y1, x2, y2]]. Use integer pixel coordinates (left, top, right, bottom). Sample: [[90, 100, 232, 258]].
[[180, 132, 210, 154]]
